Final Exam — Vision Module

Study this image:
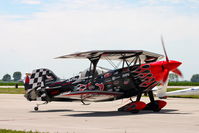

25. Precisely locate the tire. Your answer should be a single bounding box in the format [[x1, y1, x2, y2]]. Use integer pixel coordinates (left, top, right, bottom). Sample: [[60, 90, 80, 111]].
[[34, 107, 38, 111], [152, 102, 161, 112]]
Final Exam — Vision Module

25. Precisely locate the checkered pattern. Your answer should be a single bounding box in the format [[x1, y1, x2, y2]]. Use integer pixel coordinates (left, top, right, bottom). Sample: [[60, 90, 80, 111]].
[[29, 69, 49, 89]]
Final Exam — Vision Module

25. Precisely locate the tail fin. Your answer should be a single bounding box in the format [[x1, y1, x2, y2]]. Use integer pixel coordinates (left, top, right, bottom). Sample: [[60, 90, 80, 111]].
[[28, 68, 58, 90], [24, 68, 58, 101]]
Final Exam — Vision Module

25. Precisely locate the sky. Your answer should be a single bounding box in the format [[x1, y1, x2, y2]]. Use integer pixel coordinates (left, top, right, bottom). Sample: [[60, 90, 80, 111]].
[[0, 0, 198, 80]]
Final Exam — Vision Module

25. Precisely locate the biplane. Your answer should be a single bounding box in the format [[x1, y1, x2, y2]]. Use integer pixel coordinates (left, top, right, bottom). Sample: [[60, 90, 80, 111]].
[[24, 42, 182, 113]]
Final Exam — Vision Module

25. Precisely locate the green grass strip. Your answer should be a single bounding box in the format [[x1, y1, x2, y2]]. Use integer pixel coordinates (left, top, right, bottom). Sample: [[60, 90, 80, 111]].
[[0, 83, 23, 86], [168, 81, 199, 86], [167, 88, 183, 92], [169, 95, 199, 98], [0, 88, 24, 94], [0, 129, 45, 133]]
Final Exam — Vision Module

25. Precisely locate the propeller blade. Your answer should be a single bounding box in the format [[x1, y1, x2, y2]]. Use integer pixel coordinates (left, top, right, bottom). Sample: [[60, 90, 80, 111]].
[[172, 68, 183, 77], [161, 35, 169, 62]]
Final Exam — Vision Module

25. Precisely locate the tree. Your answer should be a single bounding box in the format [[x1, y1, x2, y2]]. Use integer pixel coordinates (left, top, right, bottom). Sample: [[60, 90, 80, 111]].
[[191, 74, 199, 82], [169, 73, 179, 82], [13, 71, 22, 81], [2, 74, 11, 82]]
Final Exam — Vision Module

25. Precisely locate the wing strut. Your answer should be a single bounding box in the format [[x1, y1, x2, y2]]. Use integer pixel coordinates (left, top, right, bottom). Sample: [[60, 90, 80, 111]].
[[88, 55, 101, 84]]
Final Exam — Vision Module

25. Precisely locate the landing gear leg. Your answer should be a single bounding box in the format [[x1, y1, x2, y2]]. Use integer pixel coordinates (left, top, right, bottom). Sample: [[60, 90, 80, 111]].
[[34, 101, 48, 111], [81, 99, 90, 105], [148, 91, 155, 102], [136, 93, 142, 102], [80, 96, 90, 105]]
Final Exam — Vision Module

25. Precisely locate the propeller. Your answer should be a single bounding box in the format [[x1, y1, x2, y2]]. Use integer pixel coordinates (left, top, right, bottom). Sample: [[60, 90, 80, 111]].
[[160, 36, 183, 83], [172, 68, 183, 77], [161, 35, 169, 62], [161, 36, 170, 83], [153, 36, 183, 98]]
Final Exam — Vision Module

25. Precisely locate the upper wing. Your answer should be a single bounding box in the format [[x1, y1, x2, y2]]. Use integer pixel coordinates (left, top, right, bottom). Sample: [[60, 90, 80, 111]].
[[55, 50, 164, 63]]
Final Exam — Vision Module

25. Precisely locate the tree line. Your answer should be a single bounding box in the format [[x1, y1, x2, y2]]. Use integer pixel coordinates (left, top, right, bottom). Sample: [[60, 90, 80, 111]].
[[1, 72, 22, 82], [168, 73, 199, 82]]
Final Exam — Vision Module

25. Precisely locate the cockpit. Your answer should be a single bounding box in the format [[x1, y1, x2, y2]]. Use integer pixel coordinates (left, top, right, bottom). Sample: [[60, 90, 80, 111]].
[[79, 66, 109, 78]]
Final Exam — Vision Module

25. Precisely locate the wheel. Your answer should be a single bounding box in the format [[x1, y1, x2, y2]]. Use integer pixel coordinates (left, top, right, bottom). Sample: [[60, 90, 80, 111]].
[[34, 107, 38, 111], [151, 102, 161, 112]]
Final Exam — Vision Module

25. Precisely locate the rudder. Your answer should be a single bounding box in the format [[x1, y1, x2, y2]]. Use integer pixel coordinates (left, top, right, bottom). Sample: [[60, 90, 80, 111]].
[[24, 68, 58, 101], [28, 68, 58, 90]]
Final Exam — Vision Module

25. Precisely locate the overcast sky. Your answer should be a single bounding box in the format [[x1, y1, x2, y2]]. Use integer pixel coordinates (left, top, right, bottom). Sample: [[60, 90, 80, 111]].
[[0, 0, 198, 80]]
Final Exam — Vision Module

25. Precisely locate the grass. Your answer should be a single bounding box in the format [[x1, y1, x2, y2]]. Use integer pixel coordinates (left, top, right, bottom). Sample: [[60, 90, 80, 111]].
[[0, 82, 23, 86], [168, 81, 199, 86], [169, 95, 199, 98], [0, 129, 44, 133], [0, 88, 24, 94], [167, 88, 183, 92]]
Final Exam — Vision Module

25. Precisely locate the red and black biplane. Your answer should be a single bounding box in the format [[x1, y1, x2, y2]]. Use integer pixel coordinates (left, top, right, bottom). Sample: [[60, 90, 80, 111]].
[[24, 42, 182, 113]]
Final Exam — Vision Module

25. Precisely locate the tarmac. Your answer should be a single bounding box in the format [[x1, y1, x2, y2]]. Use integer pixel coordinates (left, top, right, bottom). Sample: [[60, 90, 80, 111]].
[[0, 94, 199, 133]]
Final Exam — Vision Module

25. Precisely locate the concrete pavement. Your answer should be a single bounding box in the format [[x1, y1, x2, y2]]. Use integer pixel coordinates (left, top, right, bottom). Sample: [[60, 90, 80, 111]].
[[0, 94, 199, 133]]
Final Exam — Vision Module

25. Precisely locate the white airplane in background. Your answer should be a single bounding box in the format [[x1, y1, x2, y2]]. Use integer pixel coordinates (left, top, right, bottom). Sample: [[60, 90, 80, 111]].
[[153, 78, 199, 98]]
